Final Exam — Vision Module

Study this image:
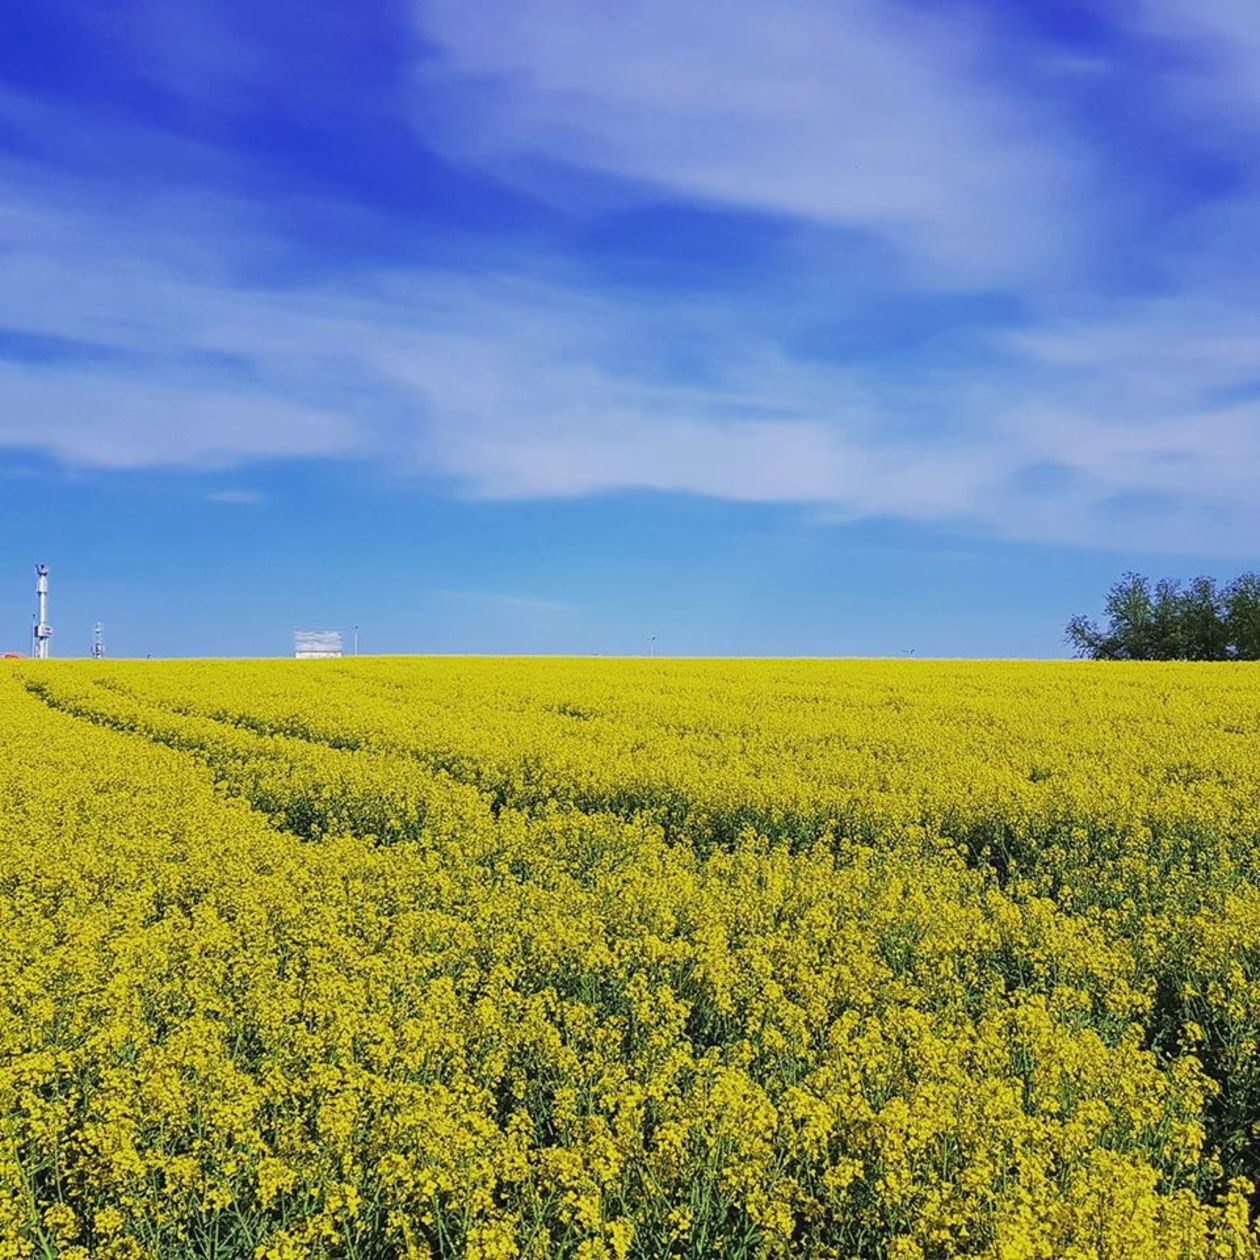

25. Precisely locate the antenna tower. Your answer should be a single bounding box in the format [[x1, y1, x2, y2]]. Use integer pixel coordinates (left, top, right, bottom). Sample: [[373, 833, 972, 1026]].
[[33, 564, 51, 659], [92, 623, 105, 659]]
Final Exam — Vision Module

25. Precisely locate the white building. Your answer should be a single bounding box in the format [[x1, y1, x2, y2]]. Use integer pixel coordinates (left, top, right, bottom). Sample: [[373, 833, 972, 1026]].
[[293, 630, 343, 659]]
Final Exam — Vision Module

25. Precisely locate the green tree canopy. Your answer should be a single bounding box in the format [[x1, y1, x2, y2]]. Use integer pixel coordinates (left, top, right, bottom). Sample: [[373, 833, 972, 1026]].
[[1066, 572, 1260, 660]]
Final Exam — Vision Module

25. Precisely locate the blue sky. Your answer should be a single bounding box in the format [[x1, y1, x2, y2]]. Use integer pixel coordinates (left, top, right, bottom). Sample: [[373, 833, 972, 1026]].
[[2, 0, 1258, 657]]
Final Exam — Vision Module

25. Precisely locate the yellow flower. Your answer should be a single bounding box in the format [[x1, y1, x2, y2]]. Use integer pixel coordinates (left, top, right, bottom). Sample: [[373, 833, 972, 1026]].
[[3, 658, 1260, 1259]]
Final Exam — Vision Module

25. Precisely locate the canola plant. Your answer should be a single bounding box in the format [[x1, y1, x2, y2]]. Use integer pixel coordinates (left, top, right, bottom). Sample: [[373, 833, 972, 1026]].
[[2, 658, 1259, 1259]]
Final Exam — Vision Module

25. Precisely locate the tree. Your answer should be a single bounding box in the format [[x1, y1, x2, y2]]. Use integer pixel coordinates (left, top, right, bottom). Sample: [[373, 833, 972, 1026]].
[[1066, 572, 1152, 660], [1066, 572, 1260, 660], [1180, 576, 1228, 661], [1225, 573, 1260, 659], [1149, 577, 1188, 660]]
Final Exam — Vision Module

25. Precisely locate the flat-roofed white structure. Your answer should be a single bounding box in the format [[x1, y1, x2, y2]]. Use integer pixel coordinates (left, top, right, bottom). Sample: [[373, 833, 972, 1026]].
[[294, 630, 342, 659]]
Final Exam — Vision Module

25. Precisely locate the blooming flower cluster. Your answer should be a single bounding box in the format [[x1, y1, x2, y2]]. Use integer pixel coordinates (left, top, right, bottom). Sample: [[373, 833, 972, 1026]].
[[2, 658, 1259, 1258]]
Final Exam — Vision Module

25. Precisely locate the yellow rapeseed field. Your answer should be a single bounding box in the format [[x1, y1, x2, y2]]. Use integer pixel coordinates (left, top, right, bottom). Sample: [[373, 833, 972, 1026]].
[[3, 658, 1259, 1259]]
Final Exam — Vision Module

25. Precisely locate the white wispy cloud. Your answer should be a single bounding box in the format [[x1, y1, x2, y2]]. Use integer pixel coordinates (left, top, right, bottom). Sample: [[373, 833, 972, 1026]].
[[1, 0, 1259, 557], [414, 0, 1093, 286], [1, 159, 1258, 554], [1, 360, 354, 468], [207, 488, 266, 504], [1130, 0, 1260, 118]]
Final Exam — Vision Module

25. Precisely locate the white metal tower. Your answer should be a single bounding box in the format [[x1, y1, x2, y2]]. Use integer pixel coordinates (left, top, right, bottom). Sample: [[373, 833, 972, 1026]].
[[33, 564, 51, 659], [92, 622, 105, 659]]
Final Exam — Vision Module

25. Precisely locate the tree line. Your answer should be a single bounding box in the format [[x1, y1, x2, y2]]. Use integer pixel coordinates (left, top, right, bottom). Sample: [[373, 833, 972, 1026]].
[[1066, 572, 1260, 660]]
